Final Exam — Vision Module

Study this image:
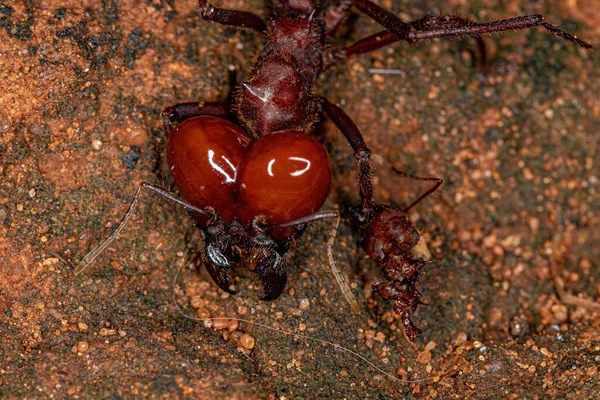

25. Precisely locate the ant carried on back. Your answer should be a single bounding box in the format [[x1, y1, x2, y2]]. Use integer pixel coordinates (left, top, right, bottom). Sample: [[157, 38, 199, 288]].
[[76, 0, 590, 341]]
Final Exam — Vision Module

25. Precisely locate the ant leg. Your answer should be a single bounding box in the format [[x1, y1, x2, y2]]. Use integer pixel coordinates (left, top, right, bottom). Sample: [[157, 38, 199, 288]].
[[75, 183, 211, 275], [162, 101, 231, 136], [324, 24, 487, 69], [319, 98, 375, 215], [350, 1, 591, 48], [389, 167, 443, 213], [323, 30, 400, 69], [198, 1, 266, 33]]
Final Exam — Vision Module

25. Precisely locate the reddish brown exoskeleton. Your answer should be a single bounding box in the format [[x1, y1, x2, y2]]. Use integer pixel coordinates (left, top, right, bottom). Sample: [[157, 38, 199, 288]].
[[76, 0, 590, 340]]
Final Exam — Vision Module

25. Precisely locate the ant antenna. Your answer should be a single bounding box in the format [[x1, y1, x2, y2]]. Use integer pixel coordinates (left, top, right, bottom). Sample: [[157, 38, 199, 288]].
[[75, 182, 210, 275], [327, 211, 360, 314]]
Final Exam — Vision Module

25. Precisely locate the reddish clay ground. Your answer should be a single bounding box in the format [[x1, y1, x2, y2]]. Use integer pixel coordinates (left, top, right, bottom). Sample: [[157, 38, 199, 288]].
[[1, 0, 599, 398]]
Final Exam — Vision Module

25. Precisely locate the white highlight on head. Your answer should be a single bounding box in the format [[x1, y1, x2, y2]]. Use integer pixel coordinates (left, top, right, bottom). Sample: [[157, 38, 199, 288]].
[[267, 159, 276, 177], [266, 157, 311, 178], [288, 157, 311, 177], [208, 149, 236, 183]]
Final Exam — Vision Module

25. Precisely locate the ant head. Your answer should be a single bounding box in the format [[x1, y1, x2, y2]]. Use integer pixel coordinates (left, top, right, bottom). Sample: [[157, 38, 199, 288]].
[[361, 206, 421, 265]]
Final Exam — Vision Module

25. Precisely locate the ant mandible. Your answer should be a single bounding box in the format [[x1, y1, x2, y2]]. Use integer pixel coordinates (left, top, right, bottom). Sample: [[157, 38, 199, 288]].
[[75, 0, 590, 341]]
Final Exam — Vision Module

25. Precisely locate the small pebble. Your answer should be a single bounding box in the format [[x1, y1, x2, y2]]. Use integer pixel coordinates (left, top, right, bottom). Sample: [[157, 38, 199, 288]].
[[298, 298, 310, 310], [213, 316, 229, 330], [99, 328, 115, 336], [540, 347, 552, 357], [120, 127, 148, 146], [230, 331, 243, 343], [550, 304, 568, 324], [240, 333, 255, 349], [77, 341, 89, 353], [91, 140, 103, 150], [227, 319, 239, 332], [417, 349, 432, 364], [197, 308, 211, 319], [190, 296, 204, 309], [522, 167, 534, 180], [455, 332, 468, 345]]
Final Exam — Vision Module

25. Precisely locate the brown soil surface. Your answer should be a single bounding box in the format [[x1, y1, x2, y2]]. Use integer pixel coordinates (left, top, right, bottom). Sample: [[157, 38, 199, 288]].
[[1, 1, 599, 398]]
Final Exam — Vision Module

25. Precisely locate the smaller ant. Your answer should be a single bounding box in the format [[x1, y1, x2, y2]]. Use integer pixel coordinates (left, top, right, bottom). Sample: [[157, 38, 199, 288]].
[[75, 0, 590, 340]]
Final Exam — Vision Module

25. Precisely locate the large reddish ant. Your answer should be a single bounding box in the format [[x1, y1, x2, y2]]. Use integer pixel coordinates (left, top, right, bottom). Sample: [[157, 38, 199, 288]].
[[75, 0, 590, 341]]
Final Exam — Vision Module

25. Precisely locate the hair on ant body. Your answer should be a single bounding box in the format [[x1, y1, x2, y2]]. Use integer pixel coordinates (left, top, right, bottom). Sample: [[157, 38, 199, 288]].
[[75, 0, 590, 341]]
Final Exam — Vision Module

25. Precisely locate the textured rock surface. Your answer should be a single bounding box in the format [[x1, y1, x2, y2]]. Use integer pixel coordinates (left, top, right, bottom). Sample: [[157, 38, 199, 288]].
[[1, 0, 599, 398]]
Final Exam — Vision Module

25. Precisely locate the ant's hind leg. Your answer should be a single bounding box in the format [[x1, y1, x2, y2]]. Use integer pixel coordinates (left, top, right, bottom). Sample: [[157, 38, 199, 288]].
[[324, 23, 487, 70], [162, 101, 232, 136], [198, 1, 266, 33], [350, 1, 590, 48]]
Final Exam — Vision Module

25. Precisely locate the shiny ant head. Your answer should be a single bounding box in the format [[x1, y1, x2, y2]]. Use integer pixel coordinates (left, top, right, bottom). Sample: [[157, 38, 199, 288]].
[[167, 115, 333, 299], [361, 206, 421, 265]]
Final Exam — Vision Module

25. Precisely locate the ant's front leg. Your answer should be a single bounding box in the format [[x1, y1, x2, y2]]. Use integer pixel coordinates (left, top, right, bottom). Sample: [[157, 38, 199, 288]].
[[162, 101, 232, 136], [319, 97, 375, 216], [197, 0, 266, 33]]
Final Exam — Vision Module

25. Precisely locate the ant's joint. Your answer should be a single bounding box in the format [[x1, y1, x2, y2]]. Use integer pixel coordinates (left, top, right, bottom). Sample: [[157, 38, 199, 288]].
[[355, 150, 371, 160], [202, 5, 216, 18]]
